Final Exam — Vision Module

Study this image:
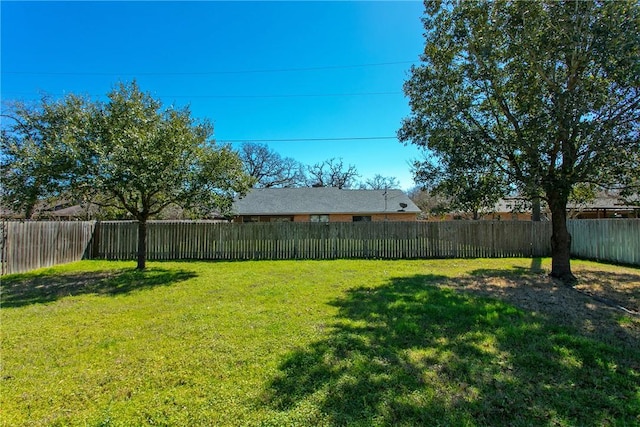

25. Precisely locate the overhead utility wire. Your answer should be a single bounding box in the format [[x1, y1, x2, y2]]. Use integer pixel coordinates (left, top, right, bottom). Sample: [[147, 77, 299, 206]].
[[219, 136, 398, 143], [3, 91, 403, 99], [4, 61, 416, 76], [172, 91, 402, 99]]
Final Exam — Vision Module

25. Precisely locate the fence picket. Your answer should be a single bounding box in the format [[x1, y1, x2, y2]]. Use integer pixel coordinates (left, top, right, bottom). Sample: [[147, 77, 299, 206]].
[[1, 221, 96, 275], [87, 221, 555, 262], [3, 219, 639, 275]]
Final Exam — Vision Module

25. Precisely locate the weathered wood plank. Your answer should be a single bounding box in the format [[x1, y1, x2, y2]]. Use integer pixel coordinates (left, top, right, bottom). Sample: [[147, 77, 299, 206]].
[[5, 219, 637, 275], [568, 219, 639, 265], [1, 221, 96, 275]]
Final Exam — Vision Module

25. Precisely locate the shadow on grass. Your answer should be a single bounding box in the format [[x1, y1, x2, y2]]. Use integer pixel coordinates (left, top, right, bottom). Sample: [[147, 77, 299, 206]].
[[468, 257, 546, 278], [469, 264, 640, 320], [263, 274, 640, 425], [1, 268, 197, 308]]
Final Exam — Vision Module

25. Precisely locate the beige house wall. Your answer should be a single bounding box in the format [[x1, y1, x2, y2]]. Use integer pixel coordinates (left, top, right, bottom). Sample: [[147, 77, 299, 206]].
[[329, 214, 353, 222], [371, 213, 417, 221]]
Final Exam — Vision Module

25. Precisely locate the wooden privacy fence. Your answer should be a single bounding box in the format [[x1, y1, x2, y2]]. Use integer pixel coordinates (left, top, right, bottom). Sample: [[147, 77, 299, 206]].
[[1, 220, 96, 275], [3, 219, 638, 275], [93, 221, 552, 261], [568, 219, 640, 266]]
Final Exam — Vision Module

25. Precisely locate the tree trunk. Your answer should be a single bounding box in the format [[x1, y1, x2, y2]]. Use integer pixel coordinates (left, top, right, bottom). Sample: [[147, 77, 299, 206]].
[[548, 194, 576, 285], [24, 192, 38, 219], [24, 204, 35, 220], [531, 196, 541, 222], [137, 219, 147, 270]]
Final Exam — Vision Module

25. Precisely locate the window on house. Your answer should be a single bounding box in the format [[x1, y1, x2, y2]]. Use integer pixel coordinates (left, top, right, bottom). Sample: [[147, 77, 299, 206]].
[[270, 216, 293, 222], [310, 214, 329, 223], [352, 215, 371, 222]]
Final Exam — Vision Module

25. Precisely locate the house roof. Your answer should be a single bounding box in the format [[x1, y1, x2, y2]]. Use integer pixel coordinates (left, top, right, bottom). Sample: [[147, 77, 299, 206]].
[[567, 196, 639, 210], [44, 205, 86, 218], [233, 187, 421, 216], [0, 201, 85, 219]]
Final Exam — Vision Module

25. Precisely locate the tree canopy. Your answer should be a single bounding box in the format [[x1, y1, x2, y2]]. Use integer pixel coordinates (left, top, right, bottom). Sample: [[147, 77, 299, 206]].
[[412, 150, 506, 220], [359, 174, 401, 191], [238, 142, 306, 188], [1, 82, 253, 269], [87, 82, 253, 268], [306, 157, 360, 189], [78, 83, 252, 220], [1, 98, 83, 218], [399, 0, 640, 283]]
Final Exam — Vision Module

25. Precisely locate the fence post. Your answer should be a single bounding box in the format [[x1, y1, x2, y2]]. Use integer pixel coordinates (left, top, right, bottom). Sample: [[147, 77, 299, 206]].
[[1, 219, 6, 276], [90, 221, 101, 260], [491, 221, 496, 258]]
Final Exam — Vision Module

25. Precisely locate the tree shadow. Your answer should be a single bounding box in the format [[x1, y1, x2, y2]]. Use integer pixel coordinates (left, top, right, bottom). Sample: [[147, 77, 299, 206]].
[[469, 260, 640, 310], [573, 270, 640, 313], [469, 259, 546, 279], [262, 274, 640, 425], [530, 256, 543, 272], [467, 265, 640, 344], [1, 267, 197, 308]]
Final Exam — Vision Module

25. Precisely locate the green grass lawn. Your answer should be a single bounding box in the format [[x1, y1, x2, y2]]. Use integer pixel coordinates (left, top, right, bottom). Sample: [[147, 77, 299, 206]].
[[1, 259, 639, 426]]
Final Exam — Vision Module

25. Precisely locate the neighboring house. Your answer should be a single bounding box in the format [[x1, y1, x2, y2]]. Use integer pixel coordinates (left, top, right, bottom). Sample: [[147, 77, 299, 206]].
[[41, 204, 87, 220], [431, 194, 639, 221], [232, 187, 420, 223], [425, 197, 536, 221], [567, 196, 639, 219], [0, 201, 227, 221], [486, 198, 546, 221], [0, 201, 87, 220]]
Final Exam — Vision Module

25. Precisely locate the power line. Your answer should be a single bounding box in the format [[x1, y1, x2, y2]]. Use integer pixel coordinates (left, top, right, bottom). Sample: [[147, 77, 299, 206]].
[[178, 91, 402, 99], [2, 91, 402, 99], [219, 136, 398, 143], [3, 61, 416, 77]]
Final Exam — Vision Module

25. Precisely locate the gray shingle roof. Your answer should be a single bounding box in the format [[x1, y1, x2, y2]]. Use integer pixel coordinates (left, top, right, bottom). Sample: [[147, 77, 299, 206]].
[[233, 187, 421, 215]]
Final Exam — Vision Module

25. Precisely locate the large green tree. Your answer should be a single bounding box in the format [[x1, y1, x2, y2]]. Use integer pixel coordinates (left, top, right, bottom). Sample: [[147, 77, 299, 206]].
[[3, 82, 253, 269], [399, 0, 640, 283], [1, 98, 83, 218], [412, 147, 507, 220], [74, 82, 253, 269]]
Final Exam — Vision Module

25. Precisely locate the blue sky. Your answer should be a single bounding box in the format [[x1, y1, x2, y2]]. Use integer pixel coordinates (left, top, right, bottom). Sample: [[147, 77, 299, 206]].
[[1, 1, 426, 190]]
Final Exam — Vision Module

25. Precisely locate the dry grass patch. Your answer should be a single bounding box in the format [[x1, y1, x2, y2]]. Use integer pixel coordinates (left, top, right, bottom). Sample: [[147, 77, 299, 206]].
[[459, 260, 640, 345]]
